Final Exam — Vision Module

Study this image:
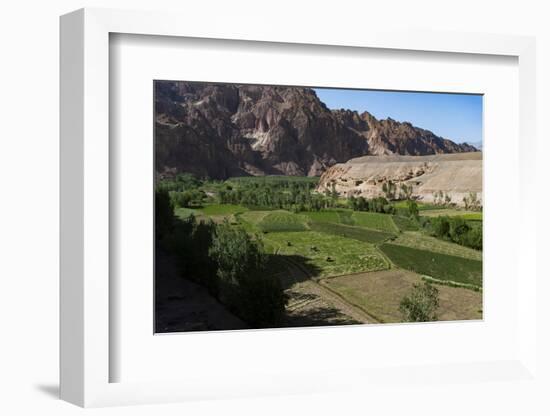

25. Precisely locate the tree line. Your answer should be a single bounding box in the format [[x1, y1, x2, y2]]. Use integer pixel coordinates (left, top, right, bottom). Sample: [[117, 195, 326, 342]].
[[427, 216, 482, 250], [156, 188, 287, 328]]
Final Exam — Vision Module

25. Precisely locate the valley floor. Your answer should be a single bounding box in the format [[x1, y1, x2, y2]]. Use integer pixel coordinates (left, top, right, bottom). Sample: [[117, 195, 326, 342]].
[[160, 202, 482, 330]]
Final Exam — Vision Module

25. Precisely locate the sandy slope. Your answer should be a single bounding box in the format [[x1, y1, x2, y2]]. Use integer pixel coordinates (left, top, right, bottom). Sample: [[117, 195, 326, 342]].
[[317, 152, 482, 206]]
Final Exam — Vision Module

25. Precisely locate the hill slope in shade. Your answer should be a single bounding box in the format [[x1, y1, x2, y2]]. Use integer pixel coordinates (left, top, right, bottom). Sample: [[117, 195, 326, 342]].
[[155, 81, 477, 179]]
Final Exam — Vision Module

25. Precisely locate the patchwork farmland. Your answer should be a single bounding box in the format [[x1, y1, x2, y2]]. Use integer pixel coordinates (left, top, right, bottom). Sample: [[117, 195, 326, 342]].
[[162, 176, 483, 328]]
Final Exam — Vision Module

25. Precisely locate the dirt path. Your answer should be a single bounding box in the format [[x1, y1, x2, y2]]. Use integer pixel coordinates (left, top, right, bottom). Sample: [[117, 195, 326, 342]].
[[278, 258, 379, 326], [155, 249, 247, 333]]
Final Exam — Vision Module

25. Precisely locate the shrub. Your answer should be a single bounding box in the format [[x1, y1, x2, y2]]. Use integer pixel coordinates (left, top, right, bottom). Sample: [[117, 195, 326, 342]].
[[209, 222, 287, 327], [399, 282, 440, 322]]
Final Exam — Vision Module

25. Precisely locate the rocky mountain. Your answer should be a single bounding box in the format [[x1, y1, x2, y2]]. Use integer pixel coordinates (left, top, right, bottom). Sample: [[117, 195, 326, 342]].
[[332, 109, 476, 156], [155, 81, 477, 179]]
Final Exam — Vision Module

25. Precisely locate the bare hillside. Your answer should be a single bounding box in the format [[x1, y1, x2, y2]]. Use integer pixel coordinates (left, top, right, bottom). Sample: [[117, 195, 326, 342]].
[[317, 152, 482, 207]]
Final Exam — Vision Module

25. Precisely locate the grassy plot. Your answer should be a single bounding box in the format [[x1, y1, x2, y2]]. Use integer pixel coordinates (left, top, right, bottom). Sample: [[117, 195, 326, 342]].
[[264, 231, 389, 278], [237, 210, 273, 231], [174, 207, 199, 220], [309, 222, 394, 244], [178, 204, 250, 224], [302, 209, 356, 225], [420, 208, 482, 220], [257, 211, 309, 232], [392, 231, 482, 261], [352, 211, 399, 233], [199, 204, 249, 215], [379, 243, 482, 287], [393, 201, 440, 211], [392, 215, 420, 232], [322, 269, 482, 323], [301, 210, 341, 224]]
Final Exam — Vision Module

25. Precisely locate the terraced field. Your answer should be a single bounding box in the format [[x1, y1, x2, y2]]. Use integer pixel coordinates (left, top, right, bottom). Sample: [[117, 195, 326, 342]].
[[257, 211, 309, 232], [351, 211, 399, 233], [322, 269, 482, 323], [264, 231, 389, 278], [176, 204, 249, 223], [379, 243, 482, 287], [420, 208, 483, 220], [184, 200, 483, 326], [392, 215, 420, 232], [392, 231, 482, 261], [308, 222, 394, 244]]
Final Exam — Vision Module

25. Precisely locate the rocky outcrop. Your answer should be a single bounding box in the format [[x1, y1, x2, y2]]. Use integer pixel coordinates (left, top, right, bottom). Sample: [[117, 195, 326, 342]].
[[332, 109, 477, 156], [317, 152, 482, 207], [155, 81, 477, 179]]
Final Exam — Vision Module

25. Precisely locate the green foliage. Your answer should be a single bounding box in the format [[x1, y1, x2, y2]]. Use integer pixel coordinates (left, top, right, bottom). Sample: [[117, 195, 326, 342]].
[[209, 222, 287, 327], [157, 173, 203, 193], [463, 192, 481, 211], [406, 200, 419, 219], [392, 215, 420, 232], [170, 189, 205, 208], [399, 183, 413, 200], [162, 215, 219, 295], [379, 243, 482, 287], [399, 282, 440, 322], [428, 216, 482, 250], [217, 175, 328, 211], [155, 188, 174, 240], [209, 222, 266, 285], [381, 180, 397, 200], [349, 196, 395, 214]]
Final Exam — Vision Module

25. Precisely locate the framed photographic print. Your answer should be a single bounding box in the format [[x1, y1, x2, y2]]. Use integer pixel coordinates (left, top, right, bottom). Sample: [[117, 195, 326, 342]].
[[153, 80, 483, 333], [60, 8, 538, 408]]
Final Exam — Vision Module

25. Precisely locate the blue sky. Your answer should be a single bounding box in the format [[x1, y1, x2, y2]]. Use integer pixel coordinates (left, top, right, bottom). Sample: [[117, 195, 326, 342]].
[[313, 88, 483, 145]]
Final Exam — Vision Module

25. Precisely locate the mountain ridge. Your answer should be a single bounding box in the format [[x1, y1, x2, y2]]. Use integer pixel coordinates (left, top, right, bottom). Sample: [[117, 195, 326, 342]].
[[155, 81, 477, 179]]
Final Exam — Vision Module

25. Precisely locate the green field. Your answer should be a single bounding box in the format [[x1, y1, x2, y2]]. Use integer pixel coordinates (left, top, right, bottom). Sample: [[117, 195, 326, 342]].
[[392, 215, 420, 232], [393, 201, 440, 211], [392, 231, 482, 261], [420, 208, 483, 220], [351, 211, 399, 233], [199, 204, 249, 215], [302, 210, 344, 224], [379, 243, 482, 287], [257, 211, 309, 232], [174, 207, 199, 220], [264, 231, 389, 278], [308, 222, 394, 244], [165, 175, 483, 327]]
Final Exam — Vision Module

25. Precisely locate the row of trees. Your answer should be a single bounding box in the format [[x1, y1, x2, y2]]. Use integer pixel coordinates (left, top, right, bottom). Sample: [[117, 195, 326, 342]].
[[219, 181, 339, 212], [428, 216, 482, 250], [348, 196, 396, 214], [156, 189, 287, 327], [381, 180, 413, 201]]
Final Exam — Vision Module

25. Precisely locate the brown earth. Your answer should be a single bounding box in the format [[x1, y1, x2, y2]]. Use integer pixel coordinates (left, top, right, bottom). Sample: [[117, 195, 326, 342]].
[[322, 269, 482, 323], [317, 152, 482, 207]]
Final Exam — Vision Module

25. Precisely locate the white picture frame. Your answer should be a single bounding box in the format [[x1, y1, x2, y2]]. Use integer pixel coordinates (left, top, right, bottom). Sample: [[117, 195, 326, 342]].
[[60, 7, 538, 408]]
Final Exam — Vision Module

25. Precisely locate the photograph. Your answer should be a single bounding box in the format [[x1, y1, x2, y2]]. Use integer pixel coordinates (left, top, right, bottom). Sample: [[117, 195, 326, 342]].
[[154, 81, 483, 333]]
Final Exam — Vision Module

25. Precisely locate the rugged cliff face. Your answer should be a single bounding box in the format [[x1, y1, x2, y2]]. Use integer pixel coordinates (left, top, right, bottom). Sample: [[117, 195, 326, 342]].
[[332, 109, 476, 156], [155, 81, 477, 179]]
